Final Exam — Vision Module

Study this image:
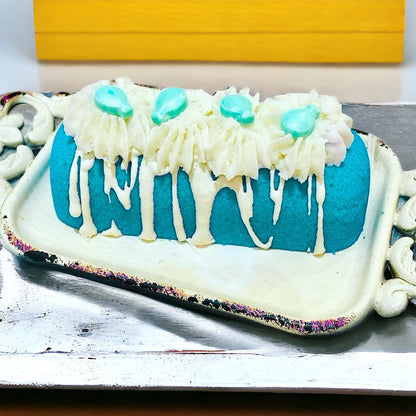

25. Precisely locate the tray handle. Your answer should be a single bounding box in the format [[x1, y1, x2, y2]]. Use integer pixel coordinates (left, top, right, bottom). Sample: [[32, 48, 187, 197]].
[[0, 91, 69, 206], [376, 169, 416, 318]]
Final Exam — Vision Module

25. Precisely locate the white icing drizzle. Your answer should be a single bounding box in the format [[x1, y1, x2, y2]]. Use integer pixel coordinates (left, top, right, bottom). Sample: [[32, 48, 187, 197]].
[[187, 164, 272, 248], [102, 150, 139, 210], [188, 163, 216, 246], [69, 150, 82, 218], [307, 175, 313, 216], [62, 79, 354, 253], [138, 159, 157, 242], [171, 168, 186, 242], [313, 176, 326, 256], [78, 152, 97, 238], [235, 176, 272, 249], [102, 221, 122, 237], [269, 170, 285, 225]]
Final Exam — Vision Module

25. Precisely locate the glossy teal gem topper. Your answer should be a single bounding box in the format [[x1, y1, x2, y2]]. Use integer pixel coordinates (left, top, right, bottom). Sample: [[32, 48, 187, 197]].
[[94, 85, 133, 119], [151, 87, 187, 125], [220, 95, 255, 125], [281, 104, 319, 139]]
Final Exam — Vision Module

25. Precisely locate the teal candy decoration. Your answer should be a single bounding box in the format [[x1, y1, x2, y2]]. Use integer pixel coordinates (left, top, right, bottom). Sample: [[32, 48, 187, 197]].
[[151, 87, 187, 125], [220, 95, 255, 125], [281, 104, 320, 139], [94, 85, 133, 119]]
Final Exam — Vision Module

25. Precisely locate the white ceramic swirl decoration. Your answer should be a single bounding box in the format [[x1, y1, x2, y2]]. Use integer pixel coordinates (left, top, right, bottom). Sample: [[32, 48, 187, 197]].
[[0, 91, 69, 203], [1, 85, 416, 336], [375, 170, 416, 318]]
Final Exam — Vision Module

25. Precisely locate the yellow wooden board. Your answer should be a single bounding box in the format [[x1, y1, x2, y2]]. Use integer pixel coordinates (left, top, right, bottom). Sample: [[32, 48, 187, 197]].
[[34, 32, 403, 63], [33, 0, 405, 62]]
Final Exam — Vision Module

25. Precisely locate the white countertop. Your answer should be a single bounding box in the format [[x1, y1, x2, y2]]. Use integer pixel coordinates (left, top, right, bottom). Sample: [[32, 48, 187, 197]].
[[0, 0, 415, 104]]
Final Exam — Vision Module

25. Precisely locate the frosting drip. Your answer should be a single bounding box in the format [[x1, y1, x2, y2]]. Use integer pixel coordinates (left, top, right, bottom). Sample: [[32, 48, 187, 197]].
[[62, 78, 355, 254]]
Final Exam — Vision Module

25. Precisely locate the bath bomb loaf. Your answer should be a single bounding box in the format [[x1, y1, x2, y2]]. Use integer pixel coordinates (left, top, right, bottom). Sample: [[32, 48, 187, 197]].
[[49, 78, 370, 256]]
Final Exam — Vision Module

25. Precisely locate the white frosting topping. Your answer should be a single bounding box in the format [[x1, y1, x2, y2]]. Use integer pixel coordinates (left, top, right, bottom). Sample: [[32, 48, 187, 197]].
[[62, 78, 355, 255], [64, 78, 353, 181], [65, 79, 158, 166], [257, 91, 353, 183]]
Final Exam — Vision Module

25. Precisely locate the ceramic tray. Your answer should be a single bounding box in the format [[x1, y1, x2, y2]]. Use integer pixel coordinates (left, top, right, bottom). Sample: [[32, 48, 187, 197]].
[[1, 92, 416, 338]]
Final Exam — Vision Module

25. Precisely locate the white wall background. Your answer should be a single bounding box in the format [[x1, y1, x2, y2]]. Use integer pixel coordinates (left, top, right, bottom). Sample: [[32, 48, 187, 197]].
[[0, 0, 415, 103]]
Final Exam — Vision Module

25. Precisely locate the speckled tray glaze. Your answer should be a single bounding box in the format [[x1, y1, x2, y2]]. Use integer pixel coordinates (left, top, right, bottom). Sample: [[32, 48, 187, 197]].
[[0, 126, 412, 336]]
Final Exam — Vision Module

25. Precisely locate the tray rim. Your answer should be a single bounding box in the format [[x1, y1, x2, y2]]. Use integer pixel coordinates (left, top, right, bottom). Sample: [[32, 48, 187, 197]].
[[0, 130, 405, 336]]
